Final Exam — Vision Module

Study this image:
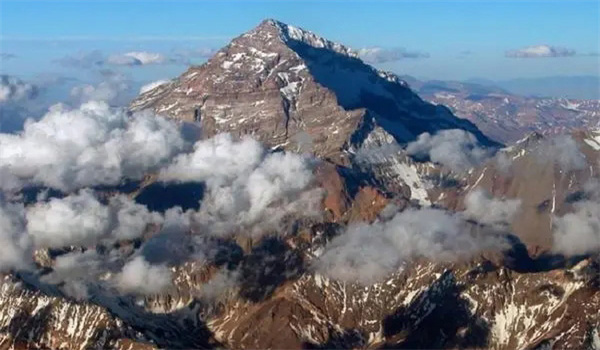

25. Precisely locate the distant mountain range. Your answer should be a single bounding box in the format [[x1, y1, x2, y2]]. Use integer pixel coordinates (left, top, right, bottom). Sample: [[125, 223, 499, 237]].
[[403, 75, 600, 143]]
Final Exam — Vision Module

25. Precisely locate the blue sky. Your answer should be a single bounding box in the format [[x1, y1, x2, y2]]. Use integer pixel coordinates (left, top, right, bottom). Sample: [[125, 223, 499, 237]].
[[0, 0, 598, 84]]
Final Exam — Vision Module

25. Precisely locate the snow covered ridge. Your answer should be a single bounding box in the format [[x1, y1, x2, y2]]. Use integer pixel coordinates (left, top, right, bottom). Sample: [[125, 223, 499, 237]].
[[264, 19, 359, 58], [265, 19, 407, 86], [584, 128, 600, 151]]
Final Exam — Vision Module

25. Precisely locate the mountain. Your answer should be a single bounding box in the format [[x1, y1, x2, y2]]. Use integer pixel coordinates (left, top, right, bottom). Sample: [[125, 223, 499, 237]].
[[1, 19, 599, 350], [404, 76, 600, 143], [131, 19, 498, 164]]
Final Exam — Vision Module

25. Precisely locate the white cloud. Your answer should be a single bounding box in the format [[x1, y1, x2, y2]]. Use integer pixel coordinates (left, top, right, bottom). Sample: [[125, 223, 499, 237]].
[[0, 199, 31, 272], [463, 188, 521, 228], [357, 47, 429, 63], [406, 129, 492, 172], [0, 75, 40, 133], [26, 189, 163, 249], [160, 134, 322, 237], [0, 101, 186, 191], [114, 256, 172, 295], [552, 200, 600, 256], [0, 75, 38, 103], [314, 207, 508, 285], [506, 45, 576, 58], [70, 73, 131, 105], [27, 190, 111, 248], [139, 80, 170, 94], [107, 51, 167, 66], [552, 181, 600, 256]]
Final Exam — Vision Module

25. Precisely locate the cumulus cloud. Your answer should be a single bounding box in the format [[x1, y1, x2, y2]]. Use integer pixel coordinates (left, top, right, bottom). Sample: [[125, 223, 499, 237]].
[[552, 181, 600, 256], [70, 72, 131, 105], [357, 47, 429, 63], [505, 45, 576, 58], [0, 101, 186, 191], [0, 75, 38, 103], [139, 80, 170, 94], [160, 133, 323, 237], [406, 129, 493, 172], [0, 199, 32, 272], [26, 189, 162, 248], [107, 51, 167, 66], [114, 256, 172, 295], [0, 75, 40, 133], [463, 189, 521, 228], [552, 200, 600, 255], [314, 207, 508, 284]]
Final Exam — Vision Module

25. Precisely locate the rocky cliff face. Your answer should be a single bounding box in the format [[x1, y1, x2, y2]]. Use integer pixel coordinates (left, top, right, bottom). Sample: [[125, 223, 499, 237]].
[[1, 19, 599, 350]]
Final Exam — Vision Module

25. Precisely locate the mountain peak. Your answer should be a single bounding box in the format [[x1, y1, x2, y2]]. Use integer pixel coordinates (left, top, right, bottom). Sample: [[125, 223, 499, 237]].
[[245, 19, 358, 58], [131, 20, 497, 164]]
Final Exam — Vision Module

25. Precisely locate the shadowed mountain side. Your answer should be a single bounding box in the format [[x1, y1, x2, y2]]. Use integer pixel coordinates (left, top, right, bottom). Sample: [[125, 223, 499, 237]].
[[284, 37, 499, 147]]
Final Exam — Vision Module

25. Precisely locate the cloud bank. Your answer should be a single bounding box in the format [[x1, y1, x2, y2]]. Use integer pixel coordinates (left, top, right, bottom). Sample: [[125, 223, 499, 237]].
[[0, 101, 186, 191], [314, 200, 516, 284], [505, 45, 576, 58]]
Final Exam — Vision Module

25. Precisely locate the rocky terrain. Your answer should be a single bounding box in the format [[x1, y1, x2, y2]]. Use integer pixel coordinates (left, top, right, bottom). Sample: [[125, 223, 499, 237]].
[[404, 77, 600, 143], [0, 19, 598, 350]]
